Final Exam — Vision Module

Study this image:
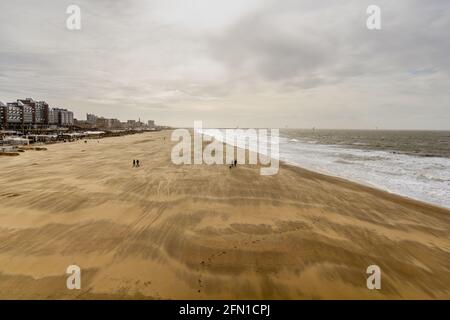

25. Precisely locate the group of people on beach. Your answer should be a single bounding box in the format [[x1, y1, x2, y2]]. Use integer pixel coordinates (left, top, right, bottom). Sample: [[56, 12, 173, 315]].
[[229, 159, 237, 169], [132, 159, 140, 167]]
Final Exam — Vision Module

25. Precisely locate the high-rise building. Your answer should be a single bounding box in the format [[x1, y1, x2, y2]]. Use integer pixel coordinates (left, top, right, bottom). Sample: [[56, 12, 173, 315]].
[[6, 102, 23, 125], [17, 99, 35, 124], [34, 101, 49, 124], [53, 108, 74, 126], [127, 120, 136, 128], [1, 97, 75, 129], [0, 101, 5, 129], [18, 101, 33, 125], [47, 109, 58, 125], [110, 119, 122, 129], [86, 113, 97, 125], [96, 117, 110, 128], [16, 98, 51, 127]]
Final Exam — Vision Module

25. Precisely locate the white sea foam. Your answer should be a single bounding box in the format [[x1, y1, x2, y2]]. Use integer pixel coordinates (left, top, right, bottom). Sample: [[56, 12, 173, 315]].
[[279, 136, 450, 209]]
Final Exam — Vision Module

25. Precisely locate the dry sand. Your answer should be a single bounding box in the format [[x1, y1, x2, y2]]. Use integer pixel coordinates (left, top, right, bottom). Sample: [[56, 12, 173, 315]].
[[0, 131, 449, 299]]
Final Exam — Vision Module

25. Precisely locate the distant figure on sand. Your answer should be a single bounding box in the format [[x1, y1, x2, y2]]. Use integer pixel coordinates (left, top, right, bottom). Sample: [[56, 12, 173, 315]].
[[234, 159, 237, 167], [133, 160, 136, 167], [136, 160, 140, 167]]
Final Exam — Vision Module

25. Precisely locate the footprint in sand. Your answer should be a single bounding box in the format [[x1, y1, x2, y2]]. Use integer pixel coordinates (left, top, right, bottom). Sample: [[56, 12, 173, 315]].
[[196, 237, 268, 293], [197, 250, 229, 293]]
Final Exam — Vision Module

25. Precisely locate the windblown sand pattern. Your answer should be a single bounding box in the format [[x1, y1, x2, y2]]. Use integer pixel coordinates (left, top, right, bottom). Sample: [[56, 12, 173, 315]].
[[0, 131, 449, 299]]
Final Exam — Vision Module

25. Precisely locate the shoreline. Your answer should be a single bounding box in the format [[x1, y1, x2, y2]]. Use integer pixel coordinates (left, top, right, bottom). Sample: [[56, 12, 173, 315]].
[[199, 129, 450, 211], [280, 160, 450, 215], [282, 158, 450, 212]]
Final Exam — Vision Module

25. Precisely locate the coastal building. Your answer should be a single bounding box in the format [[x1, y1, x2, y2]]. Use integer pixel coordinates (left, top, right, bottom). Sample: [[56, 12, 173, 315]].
[[2, 98, 75, 130], [22, 106, 33, 126], [34, 101, 49, 125], [5, 103, 22, 129], [74, 119, 89, 129], [110, 118, 122, 129], [148, 120, 155, 128], [17, 98, 74, 128], [66, 110, 74, 126], [47, 108, 58, 125], [17, 98, 35, 111], [0, 102, 5, 129], [53, 108, 74, 126], [127, 120, 136, 128], [17, 99, 35, 127], [86, 113, 97, 125], [96, 117, 110, 128], [19, 101, 34, 126], [91, 117, 122, 129], [0, 97, 80, 130], [16, 98, 51, 127]]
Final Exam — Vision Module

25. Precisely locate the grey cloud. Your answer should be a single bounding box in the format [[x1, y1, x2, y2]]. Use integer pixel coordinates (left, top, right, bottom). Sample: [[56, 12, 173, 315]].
[[208, 0, 450, 88], [0, 0, 449, 128], [209, 13, 334, 83]]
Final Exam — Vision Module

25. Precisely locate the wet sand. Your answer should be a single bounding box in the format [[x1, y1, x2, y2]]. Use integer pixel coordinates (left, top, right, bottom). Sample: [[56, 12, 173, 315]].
[[0, 131, 449, 299]]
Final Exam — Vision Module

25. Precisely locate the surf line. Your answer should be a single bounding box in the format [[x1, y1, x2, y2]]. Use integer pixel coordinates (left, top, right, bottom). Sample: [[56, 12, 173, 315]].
[[171, 120, 280, 176]]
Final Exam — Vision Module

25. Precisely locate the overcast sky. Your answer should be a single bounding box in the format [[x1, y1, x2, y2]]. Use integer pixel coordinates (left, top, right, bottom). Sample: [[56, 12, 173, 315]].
[[0, 0, 449, 129]]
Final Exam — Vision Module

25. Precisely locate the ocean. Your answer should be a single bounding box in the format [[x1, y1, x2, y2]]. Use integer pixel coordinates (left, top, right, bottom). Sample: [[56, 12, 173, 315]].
[[200, 128, 450, 209], [279, 129, 450, 209]]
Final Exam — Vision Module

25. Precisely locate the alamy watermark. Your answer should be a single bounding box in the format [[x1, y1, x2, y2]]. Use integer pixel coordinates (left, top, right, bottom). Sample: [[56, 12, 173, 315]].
[[366, 265, 381, 290], [367, 5, 382, 30], [66, 264, 81, 290], [171, 121, 279, 176], [66, 5, 81, 30], [64, 4, 381, 31], [65, 4, 380, 31]]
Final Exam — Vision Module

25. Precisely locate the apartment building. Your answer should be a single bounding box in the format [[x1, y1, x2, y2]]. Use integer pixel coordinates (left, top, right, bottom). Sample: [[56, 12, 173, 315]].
[[34, 101, 49, 124], [86, 113, 97, 125], [0, 102, 5, 129], [5, 102, 22, 125], [54, 108, 74, 126]]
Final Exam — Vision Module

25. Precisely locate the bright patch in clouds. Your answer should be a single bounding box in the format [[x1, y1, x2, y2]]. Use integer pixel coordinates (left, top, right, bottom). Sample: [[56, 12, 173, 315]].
[[0, 0, 449, 129]]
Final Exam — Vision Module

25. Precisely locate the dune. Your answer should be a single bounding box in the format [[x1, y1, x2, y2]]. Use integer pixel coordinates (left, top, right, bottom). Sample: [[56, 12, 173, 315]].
[[0, 131, 448, 299]]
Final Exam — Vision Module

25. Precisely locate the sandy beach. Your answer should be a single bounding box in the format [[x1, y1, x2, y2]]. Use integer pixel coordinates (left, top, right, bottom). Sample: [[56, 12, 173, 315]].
[[0, 130, 449, 299]]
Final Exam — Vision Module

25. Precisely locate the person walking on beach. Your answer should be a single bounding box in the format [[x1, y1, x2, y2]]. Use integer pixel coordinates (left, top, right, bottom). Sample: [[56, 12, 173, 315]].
[[136, 160, 140, 167], [234, 159, 237, 167], [133, 159, 136, 167]]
